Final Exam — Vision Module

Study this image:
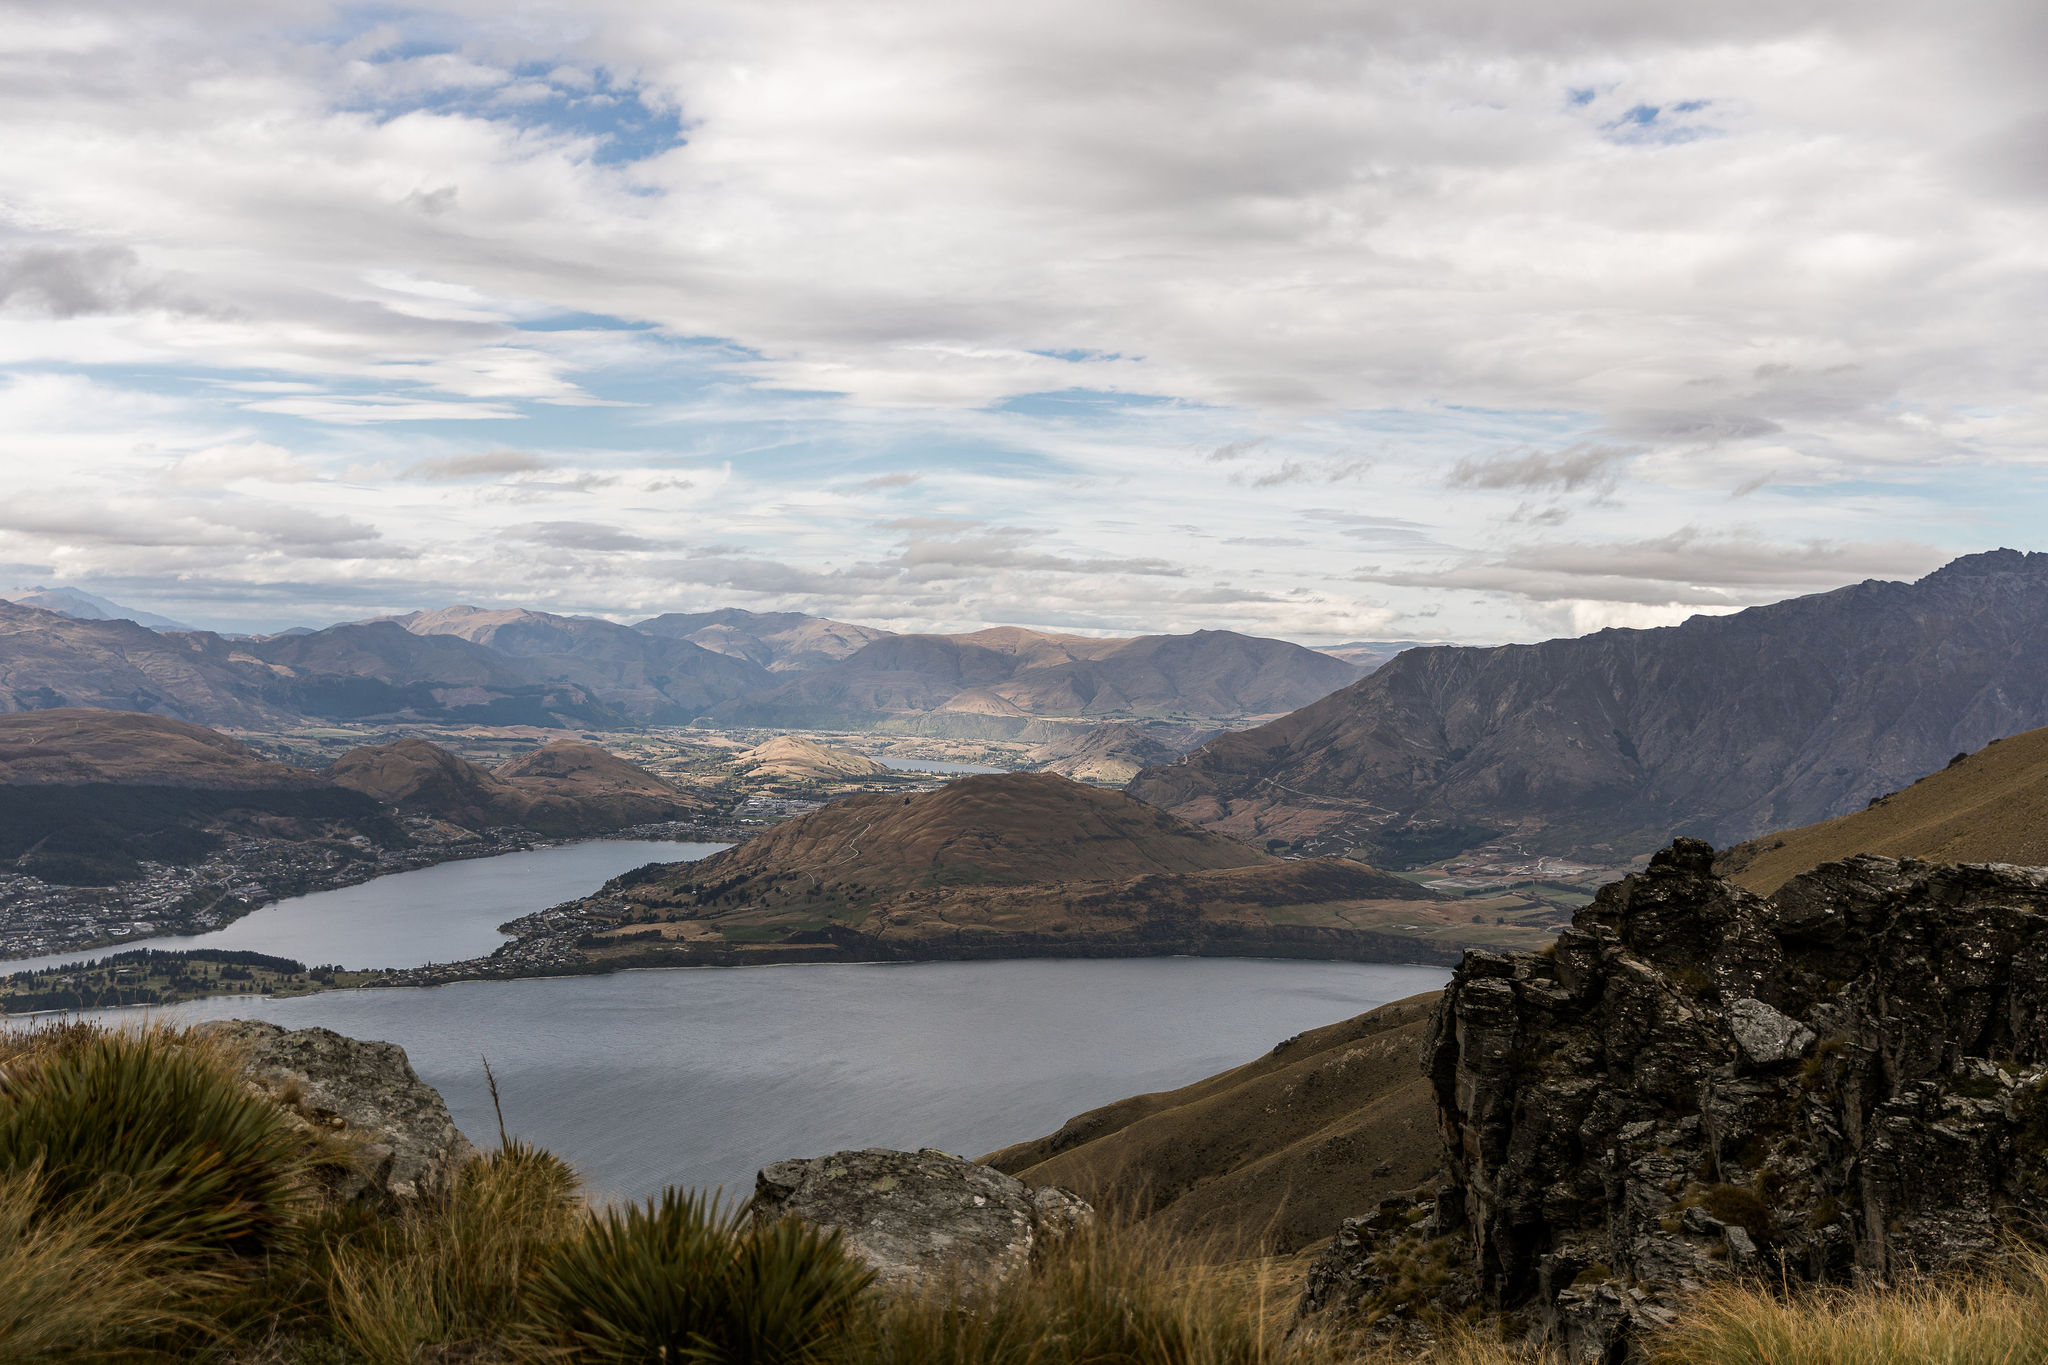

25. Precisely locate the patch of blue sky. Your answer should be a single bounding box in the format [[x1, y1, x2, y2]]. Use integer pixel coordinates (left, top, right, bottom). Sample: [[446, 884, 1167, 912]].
[[512, 312, 662, 333], [1602, 102, 1720, 146], [324, 12, 687, 168], [990, 388, 1191, 418], [1026, 348, 1128, 363], [1567, 87, 1599, 106]]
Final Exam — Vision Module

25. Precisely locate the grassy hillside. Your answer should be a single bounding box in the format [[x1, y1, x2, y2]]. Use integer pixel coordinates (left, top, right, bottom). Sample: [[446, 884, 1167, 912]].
[[984, 992, 1443, 1254], [1719, 724, 2048, 892], [0, 707, 315, 787], [0, 709, 394, 883], [594, 773, 1475, 961], [329, 736, 704, 836], [690, 772, 1272, 891], [729, 734, 893, 781]]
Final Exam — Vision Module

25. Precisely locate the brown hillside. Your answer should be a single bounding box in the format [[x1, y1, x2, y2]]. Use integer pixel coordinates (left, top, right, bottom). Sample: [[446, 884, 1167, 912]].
[[694, 772, 1272, 893], [0, 708, 393, 885], [983, 992, 1443, 1253], [497, 739, 709, 822], [1028, 721, 1189, 785], [0, 602, 288, 727], [1719, 725, 2048, 893], [0, 708, 317, 788], [597, 773, 1457, 962], [729, 735, 891, 781], [328, 738, 525, 828], [496, 740, 686, 797], [330, 737, 696, 835], [1132, 551, 2048, 862]]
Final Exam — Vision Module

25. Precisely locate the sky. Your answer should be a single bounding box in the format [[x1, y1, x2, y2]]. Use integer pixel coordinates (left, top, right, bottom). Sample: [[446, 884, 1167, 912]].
[[0, 1, 2043, 642]]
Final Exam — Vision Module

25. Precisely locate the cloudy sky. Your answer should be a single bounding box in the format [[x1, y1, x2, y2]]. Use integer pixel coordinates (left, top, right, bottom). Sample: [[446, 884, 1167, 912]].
[[0, 1, 2042, 641]]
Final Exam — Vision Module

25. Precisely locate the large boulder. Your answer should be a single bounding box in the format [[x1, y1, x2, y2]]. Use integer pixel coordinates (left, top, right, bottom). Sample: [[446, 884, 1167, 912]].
[[1301, 841, 2048, 1361], [198, 1019, 478, 1204], [752, 1147, 1091, 1293]]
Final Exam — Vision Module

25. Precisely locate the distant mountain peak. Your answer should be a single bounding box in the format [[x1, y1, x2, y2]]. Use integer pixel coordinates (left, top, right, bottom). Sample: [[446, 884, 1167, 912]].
[[2, 585, 192, 633], [1133, 550, 2048, 861]]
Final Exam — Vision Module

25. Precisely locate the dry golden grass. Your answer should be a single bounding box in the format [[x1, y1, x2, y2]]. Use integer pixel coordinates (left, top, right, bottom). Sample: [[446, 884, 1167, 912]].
[[1721, 723, 2048, 893], [1646, 1246, 2048, 1365]]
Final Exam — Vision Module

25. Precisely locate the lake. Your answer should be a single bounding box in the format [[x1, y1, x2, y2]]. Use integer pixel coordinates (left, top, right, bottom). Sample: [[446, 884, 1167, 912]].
[[125, 958, 1450, 1202], [0, 839, 729, 976], [8, 838, 1451, 1202]]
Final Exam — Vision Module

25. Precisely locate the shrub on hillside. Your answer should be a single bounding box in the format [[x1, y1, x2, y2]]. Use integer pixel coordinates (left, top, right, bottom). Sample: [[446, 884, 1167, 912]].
[[524, 1188, 874, 1364], [323, 1138, 583, 1364], [0, 1022, 329, 1266]]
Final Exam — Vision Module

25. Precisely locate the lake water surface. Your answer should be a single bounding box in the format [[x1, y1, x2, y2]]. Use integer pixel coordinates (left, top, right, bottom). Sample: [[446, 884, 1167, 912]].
[[0, 839, 728, 976], [9, 839, 1450, 1201], [130, 958, 1450, 1201]]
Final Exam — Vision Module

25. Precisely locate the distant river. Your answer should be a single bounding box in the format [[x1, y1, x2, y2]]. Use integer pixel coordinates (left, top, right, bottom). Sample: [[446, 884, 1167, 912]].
[[76, 958, 1452, 1201], [0, 839, 728, 976]]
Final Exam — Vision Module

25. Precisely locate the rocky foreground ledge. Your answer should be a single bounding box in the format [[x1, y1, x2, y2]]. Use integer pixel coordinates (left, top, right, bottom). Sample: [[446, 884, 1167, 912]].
[[204, 1019, 1099, 1295], [1302, 839, 2048, 1360]]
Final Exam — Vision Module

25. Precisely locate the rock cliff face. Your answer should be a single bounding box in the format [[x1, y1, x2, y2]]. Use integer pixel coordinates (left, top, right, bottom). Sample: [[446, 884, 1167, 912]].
[[1302, 840, 2048, 1361]]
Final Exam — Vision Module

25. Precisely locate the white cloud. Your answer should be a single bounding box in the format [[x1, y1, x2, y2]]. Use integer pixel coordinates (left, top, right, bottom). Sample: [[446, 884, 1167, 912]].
[[0, 0, 2039, 637], [165, 440, 318, 486]]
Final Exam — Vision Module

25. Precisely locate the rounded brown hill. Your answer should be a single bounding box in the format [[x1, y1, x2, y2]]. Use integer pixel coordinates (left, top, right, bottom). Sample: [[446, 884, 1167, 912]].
[[495, 740, 691, 798], [327, 737, 522, 827], [730, 735, 891, 782], [0, 708, 317, 788], [328, 736, 702, 835], [1719, 723, 2048, 893], [702, 771, 1272, 892], [598, 772, 1456, 964]]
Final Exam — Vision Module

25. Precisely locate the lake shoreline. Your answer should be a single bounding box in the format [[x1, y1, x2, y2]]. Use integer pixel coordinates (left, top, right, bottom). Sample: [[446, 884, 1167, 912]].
[[0, 819, 757, 968]]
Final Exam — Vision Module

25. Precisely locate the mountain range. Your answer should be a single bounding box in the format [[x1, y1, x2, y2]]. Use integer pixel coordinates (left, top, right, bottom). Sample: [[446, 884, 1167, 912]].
[[1131, 550, 2048, 862], [1, 585, 192, 633], [0, 602, 1362, 733], [707, 627, 1361, 738]]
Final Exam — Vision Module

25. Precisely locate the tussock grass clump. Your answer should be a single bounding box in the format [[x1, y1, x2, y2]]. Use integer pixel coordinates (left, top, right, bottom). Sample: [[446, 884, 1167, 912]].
[[322, 1138, 583, 1364], [525, 1187, 875, 1364], [856, 1218, 1335, 1365], [0, 1020, 325, 1266], [0, 1165, 220, 1362], [1647, 1245, 2048, 1365]]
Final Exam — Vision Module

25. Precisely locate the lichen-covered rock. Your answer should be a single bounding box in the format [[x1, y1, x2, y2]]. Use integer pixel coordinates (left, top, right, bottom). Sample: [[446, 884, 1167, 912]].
[[1301, 840, 2048, 1362], [752, 1147, 1092, 1292], [197, 1019, 478, 1204], [1726, 997, 1816, 1068]]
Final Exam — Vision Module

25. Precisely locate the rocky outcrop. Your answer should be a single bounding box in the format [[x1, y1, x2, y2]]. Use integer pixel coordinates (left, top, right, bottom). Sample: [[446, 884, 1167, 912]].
[[1301, 839, 2048, 1361], [199, 1020, 478, 1205], [751, 1147, 1092, 1292]]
